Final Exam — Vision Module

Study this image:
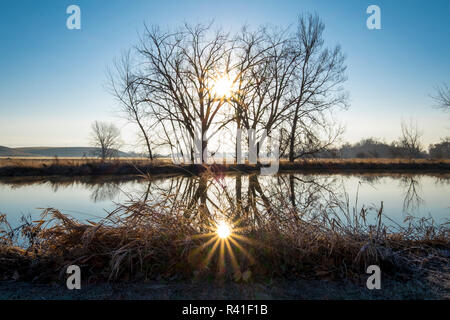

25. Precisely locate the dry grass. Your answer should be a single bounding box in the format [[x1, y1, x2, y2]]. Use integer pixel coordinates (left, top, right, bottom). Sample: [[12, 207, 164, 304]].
[[290, 158, 450, 164], [1, 156, 449, 167], [1, 173, 448, 284], [0, 157, 449, 177], [0, 157, 172, 168]]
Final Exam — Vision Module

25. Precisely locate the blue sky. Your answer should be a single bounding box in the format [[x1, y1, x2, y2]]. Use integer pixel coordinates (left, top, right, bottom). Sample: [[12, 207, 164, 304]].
[[0, 0, 449, 149]]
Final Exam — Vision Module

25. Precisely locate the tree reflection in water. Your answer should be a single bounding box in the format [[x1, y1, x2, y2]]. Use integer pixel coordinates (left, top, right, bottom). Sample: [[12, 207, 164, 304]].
[[89, 182, 121, 202], [1, 173, 448, 222], [121, 172, 349, 230], [399, 176, 424, 214], [1, 172, 448, 279]]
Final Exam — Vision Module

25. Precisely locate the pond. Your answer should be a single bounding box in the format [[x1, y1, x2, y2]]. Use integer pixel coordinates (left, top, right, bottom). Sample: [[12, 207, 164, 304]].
[[0, 173, 449, 229]]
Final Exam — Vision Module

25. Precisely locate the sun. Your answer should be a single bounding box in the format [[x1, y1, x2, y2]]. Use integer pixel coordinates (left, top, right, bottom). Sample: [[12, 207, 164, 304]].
[[188, 218, 256, 277], [216, 221, 231, 239], [211, 74, 236, 98]]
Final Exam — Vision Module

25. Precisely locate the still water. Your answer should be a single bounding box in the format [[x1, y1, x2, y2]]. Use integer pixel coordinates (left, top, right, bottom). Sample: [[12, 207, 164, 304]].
[[0, 173, 449, 228]]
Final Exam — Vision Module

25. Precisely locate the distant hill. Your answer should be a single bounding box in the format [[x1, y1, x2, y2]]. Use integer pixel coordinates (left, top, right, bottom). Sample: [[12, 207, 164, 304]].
[[0, 146, 36, 157], [0, 146, 132, 158]]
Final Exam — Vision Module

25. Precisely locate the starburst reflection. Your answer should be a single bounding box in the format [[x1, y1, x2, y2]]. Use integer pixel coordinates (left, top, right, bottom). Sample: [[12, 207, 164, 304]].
[[189, 218, 255, 277], [216, 221, 231, 239]]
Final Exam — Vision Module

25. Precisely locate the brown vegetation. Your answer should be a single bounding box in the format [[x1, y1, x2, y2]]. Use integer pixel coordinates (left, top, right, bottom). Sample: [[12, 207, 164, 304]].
[[0, 173, 448, 284], [0, 157, 449, 177]]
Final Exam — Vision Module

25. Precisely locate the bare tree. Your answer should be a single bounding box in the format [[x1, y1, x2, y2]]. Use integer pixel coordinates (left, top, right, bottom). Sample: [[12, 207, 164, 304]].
[[432, 83, 450, 113], [286, 14, 348, 162], [399, 119, 423, 158], [108, 52, 154, 160], [90, 121, 122, 160], [231, 25, 276, 161], [281, 116, 344, 158], [232, 16, 347, 162], [108, 15, 347, 164], [136, 23, 236, 163], [232, 25, 297, 160]]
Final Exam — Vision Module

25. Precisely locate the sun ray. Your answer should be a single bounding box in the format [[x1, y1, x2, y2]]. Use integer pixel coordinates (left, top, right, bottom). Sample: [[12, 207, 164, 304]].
[[190, 231, 217, 239], [203, 237, 221, 267], [230, 233, 257, 245], [189, 235, 218, 259], [218, 239, 226, 274], [224, 239, 240, 274], [228, 236, 255, 264]]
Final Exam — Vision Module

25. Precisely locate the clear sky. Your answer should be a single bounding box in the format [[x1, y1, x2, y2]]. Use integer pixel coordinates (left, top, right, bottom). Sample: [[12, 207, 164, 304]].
[[0, 0, 449, 150]]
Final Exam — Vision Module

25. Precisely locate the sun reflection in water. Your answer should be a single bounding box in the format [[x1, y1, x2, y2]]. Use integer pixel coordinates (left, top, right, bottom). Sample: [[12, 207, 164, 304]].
[[216, 221, 231, 239], [189, 218, 255, 277]]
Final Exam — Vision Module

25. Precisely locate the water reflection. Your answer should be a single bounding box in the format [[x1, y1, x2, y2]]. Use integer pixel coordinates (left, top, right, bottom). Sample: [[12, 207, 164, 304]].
[[400, 176, 424, 214], [89, 182, 121, 202], [122, 173, 342, 227], [118, 173, 449, 227], [0, 173, 449, 227]]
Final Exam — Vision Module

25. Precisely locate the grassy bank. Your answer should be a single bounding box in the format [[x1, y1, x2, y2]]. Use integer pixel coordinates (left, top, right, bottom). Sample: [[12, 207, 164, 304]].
[[0, 158, 449, 177], [1, 187, 448, 293], [1, 168, 448, 299]]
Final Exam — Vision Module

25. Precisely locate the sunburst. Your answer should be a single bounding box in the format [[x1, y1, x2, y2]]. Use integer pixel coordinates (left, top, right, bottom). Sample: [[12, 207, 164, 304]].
[[189, 218, 255, 277], [216, 221, 231, 239], [210, 74, 238, 100]]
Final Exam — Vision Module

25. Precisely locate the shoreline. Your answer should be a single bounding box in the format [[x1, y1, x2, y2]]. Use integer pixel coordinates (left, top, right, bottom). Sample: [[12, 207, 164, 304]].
[[0, 158, 449, 177]]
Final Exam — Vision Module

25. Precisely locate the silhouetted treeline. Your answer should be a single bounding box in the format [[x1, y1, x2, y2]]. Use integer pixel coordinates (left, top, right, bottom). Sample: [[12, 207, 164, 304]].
[[311, 137, 450, 159], [429, 138, 450, 158]]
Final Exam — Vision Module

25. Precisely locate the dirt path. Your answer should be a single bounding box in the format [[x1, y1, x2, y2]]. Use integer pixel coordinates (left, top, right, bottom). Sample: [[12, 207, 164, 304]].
[[0, 276, 447, 300]]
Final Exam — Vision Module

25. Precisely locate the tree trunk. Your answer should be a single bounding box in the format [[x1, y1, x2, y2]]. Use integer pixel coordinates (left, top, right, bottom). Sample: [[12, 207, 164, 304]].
[[289, 174, 296, 207], [235, 122, 241, 164], [201, 122, 208, 163], [288, 112, 299, 163], [256, 141, 260, 163], [136, 118, 153, 160], [201, 139, 208, 164], [235, 174, 242, 214]]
